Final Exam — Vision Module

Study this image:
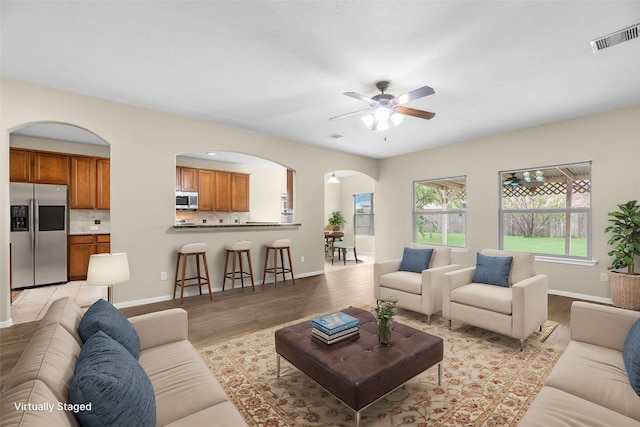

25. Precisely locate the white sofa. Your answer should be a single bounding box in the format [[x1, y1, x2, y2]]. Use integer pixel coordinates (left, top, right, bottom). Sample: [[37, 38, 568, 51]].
[[374, 244, 461, 323], [0, 297, 247, 427], [520, 302, 640, 426], [443, 249, 547, 350]]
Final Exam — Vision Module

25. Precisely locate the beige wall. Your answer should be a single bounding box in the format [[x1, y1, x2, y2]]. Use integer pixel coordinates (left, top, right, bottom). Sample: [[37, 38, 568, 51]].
[[0, 78, 378, 325], [375, 105, 640, 302]]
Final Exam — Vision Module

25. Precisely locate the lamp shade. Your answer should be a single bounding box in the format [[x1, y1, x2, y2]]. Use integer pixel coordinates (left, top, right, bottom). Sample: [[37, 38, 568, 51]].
[[327, 172, 340, 184], [86, 253, 130, 286]]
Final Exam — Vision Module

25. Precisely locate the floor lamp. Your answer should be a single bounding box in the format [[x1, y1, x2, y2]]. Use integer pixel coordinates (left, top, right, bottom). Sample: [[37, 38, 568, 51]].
[[86, 253, 130, 303]]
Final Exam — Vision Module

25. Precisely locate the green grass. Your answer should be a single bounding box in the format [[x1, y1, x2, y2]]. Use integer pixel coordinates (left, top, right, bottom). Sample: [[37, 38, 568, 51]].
[[416, 233, 587, 256]]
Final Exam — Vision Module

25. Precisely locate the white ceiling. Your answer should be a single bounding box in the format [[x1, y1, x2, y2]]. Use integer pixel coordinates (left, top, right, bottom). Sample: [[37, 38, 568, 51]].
[[2, 1, 639, 160]]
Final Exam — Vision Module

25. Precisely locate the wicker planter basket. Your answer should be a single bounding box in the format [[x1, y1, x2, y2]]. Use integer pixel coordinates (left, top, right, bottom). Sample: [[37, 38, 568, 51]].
[[609, 272, 640, 311]]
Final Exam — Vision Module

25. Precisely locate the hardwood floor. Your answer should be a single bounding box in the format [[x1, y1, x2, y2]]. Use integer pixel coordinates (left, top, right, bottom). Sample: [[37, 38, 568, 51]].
[[1, 263, 578, 386]]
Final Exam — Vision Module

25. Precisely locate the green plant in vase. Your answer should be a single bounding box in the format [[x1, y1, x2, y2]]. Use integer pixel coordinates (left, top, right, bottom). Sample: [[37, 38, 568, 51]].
[[374, 298, 398, 345], [327, 211, 347, 231]]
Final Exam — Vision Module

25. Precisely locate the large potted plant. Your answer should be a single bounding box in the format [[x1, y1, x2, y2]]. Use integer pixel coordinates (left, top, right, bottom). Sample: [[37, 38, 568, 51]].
[[605, 200, 640, 310], [327, 211, 347, 231]]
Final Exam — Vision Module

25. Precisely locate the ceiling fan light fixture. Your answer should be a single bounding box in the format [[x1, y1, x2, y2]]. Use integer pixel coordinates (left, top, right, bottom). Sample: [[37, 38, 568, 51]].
[[361, 114, 374, 128], [390, 112, 404, 126], [374, 105, 391, 122], [327, 172, 340, 184], [374, 119, 389, 131]]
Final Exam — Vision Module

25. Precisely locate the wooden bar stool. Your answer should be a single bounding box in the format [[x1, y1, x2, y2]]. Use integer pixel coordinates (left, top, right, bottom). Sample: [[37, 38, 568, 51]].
[[173, 242, 212, 305], [262, 239, 295, 287], [222, 240, 255, 293]]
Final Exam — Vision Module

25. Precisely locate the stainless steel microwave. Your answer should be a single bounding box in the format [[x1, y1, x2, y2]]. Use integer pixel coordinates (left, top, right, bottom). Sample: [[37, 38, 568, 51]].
[[176, 192, 198, 210]]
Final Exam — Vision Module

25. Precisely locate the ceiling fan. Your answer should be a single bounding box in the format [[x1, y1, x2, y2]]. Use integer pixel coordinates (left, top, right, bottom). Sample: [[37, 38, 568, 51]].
[[503, 173, 521, 187], [330, 81, 436, 131]]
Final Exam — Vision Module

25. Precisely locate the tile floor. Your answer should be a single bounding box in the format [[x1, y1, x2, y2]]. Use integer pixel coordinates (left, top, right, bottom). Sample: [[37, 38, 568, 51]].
[[10, 281, 106, 325]]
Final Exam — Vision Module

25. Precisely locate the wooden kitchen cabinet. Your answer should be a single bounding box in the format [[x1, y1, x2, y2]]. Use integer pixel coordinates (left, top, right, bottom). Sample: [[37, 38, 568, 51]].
[[198, 169, 215, 211], [231, 173, 250, 211], [32, 152, 69, 185], [177, 167, 199, 192], [215, 171, 232, 211], [10, 148, 69, 185], [70, 156, 96, 209], [70, 156, 110, 209], [69, 234, 111, 280], [96, 158, 110, 209], [9, 149, 31, 182], [214, 171, 250, 212]]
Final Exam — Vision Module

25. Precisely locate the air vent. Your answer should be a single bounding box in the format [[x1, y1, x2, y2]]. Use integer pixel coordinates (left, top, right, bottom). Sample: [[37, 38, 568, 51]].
[[327, 133, 343, 139], [591, 23, 639, 52]]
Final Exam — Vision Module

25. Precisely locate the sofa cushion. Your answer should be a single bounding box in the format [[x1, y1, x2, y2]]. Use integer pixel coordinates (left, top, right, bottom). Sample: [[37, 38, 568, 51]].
[[623, 318, 640, 396], [450, 283, 513, 315], [545, 340, 640, 421], [0, 380, 80, 427], [519, 386, 640, 427], [37, 297, 84, 345], [1, 323, 81, 403], [69, 331, 156, 427], [472, 253, 513, 287], [140, 340, 230, 426], [379, 271, 423, 295], [78, 298, 140, 360], [399, 247, 433, 273]]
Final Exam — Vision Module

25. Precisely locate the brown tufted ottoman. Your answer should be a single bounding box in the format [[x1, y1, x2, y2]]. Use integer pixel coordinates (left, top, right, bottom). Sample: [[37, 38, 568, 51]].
[[275, 306, 443, 426]]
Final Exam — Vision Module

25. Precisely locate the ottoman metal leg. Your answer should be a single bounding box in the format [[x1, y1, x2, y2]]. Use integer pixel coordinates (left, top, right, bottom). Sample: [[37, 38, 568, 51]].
[[276, 354, 281, 377]]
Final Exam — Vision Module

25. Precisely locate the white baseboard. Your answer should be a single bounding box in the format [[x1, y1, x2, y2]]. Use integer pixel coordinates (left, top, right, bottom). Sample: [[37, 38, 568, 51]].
[[114, 271, 324, 309], [548, 289, 612, 305], [0, 318, 14, 329]]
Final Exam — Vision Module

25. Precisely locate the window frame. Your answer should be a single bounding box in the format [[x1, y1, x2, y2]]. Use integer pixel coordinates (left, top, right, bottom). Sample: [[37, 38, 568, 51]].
[[498, 161, 592, 260], [354, 193, 374, 236], [412, 175, 467, 248]]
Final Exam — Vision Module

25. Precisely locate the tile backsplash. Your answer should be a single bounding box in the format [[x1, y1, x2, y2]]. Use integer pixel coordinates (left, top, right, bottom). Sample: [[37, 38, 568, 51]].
[[175, 211, 250, 225], [69, 210, 111, 234]]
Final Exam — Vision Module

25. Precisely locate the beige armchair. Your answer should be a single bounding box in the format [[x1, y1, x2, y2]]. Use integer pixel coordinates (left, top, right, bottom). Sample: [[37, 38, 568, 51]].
[[374, 244, 461, 323], [443, 249, 548, 350]]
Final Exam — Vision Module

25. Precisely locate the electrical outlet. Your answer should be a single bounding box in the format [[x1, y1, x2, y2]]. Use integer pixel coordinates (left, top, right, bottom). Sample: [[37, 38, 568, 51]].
[[160, 272, 167, 281], [600, 273, 609, 282], [90, 225, 98, 231], [300, 256, 305, 263]]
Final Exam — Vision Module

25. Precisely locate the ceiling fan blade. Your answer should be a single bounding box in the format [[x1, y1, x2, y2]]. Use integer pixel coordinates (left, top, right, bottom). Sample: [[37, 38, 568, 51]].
[[392, 86, 435, 105], [344, 92, 379, 105], [329, 109, 371, 121], [394, 106, 436, 120]]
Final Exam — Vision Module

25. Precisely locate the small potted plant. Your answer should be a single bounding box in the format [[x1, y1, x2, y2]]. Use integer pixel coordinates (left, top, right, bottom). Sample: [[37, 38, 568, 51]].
[[327, 211, 347, 231], [605, 200, 640, 310], [373, 298, 398, 345]]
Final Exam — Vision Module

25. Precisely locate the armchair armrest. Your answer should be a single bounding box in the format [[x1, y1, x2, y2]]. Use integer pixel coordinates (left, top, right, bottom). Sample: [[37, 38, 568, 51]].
[[128, 308, 189, 351], [442, 266, 475, 319], [570, 301, 640, 351], [511, 274, 548, 340], [374, 259, 402, 298]]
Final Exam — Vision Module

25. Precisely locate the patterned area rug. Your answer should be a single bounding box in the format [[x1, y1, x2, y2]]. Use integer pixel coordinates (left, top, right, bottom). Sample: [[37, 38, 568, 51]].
[[199, 309, 563, 427]]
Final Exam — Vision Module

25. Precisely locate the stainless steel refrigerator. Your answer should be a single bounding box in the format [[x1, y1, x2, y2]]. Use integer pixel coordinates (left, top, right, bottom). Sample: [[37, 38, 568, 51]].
[[10, 183, 68, 289]]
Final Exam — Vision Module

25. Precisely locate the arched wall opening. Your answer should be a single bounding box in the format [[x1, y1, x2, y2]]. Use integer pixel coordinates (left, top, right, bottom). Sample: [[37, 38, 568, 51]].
[[323, 169, 377, 268], [6, 122, 111, 322]]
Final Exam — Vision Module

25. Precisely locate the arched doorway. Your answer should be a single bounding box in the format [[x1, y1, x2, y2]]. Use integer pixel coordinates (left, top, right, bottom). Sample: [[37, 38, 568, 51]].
[[324, 170, 376, 271], [9, 122, 110, 325]]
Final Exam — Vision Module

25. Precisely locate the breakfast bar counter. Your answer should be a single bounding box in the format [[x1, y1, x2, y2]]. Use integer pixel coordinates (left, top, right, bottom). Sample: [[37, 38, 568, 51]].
[[173, 222, 301, 231]]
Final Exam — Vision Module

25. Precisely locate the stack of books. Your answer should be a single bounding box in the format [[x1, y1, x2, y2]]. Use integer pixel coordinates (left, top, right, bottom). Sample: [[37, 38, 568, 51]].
[[311, 311, 360, 344]]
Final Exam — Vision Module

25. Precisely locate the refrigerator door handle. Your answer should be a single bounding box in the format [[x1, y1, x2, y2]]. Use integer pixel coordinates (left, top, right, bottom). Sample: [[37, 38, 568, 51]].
[[33, 199, 39, 249]]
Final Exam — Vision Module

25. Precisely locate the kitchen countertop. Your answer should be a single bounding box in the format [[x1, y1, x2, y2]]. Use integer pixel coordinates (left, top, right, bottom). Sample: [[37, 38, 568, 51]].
[[69, 232, 111, 235], [173, 222, 301, 230]]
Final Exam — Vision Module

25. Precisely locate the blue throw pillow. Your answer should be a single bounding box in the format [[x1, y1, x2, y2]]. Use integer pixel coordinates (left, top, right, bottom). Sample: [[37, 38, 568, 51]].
[[70, 331, 156, 427], [623, 318, 640, 396], [399, 247, 434, 273], [78, 299, 140, 360], [472, 253, 513, 287]]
